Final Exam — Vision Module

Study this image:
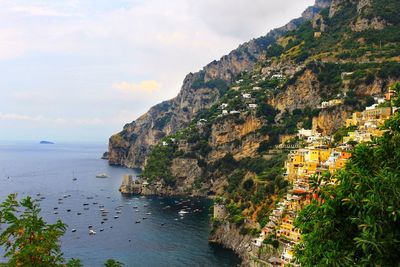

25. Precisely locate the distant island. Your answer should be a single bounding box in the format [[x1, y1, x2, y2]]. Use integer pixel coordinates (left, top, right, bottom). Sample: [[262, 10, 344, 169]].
[[39, 141, 54, 144]]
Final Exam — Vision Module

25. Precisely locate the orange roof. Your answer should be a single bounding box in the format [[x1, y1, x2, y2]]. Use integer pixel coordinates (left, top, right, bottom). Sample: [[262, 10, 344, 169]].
[[293, 188, 307, 195]]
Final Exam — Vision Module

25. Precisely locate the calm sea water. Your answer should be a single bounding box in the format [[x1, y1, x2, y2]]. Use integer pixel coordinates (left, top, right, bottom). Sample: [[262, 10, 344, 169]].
[[0, 141, 240, 267]]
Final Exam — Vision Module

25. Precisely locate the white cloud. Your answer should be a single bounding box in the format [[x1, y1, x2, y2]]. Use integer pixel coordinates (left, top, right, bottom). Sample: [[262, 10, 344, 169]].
[[188, 0, 314, 39], [0, 0, 314, 141], [0, 112, 103, 126], [9, 5, 72, 17], [112, 80, 161, 94]]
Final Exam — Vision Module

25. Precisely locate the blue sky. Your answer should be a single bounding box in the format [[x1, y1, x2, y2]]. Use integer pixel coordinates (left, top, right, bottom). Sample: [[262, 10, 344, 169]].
[[0, 0, 314, 142]]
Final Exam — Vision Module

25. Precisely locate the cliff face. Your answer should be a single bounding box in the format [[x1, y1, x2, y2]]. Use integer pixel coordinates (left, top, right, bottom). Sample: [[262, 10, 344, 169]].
[[209, 116, 267, 162], [269, 69, 321, 113], [209, 222, 280, 267], [108, 0, 330, 169]]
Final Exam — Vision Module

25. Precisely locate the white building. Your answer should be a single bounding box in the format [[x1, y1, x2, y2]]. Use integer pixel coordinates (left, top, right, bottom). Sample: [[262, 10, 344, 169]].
[[271, 74, 284, 79], [220, 103, 228, 109], [230, 110, 240, 114], [298, 128, 312, 138], [366, 104, 379, 110], [242, 93, 251, 99], [249, 104, 257, 109]]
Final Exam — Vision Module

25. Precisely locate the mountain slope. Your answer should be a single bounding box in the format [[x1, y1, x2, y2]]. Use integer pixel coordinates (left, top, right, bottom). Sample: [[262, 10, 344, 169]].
[[107, 0, 331, 169], [111, 0, 400, 265]]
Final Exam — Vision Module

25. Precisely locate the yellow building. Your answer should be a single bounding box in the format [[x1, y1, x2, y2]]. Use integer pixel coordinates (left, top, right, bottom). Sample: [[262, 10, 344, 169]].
[[346, 112, 362, 127], [363, 107, 391, 121]]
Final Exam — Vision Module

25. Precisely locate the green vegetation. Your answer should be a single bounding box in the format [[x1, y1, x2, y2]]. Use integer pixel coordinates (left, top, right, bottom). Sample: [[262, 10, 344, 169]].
[[333, 125, 357, 144], [0, 194, 66, 266], [141, 143, 183, 186], [295, 84, 400, 266], [190, 71, 229, 95], [0, 194, 124, 267], [104, 259, 125, 267]]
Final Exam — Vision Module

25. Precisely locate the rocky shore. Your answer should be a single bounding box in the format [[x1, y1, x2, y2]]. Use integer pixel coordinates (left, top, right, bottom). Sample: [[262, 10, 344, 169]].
[[119, 174, 206, 197], [209, 222, 280, 267]]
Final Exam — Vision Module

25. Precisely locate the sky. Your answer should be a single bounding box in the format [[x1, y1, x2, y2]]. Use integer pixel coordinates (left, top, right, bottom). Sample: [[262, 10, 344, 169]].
[[0, 0, 314, 143]]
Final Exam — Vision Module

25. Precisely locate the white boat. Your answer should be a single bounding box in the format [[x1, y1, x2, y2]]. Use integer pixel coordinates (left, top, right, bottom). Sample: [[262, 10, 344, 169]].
[[89, 229, 96, 235], [178, 210, 189, 215], [96, 173, 108, 178]]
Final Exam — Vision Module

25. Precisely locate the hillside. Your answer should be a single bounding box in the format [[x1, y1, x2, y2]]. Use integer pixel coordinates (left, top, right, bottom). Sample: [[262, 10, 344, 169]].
[[107, 0, 331, 169], [110, 0, 400, 265]]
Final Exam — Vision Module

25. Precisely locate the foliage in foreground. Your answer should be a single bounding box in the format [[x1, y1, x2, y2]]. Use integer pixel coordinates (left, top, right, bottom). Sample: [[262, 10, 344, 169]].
[[0, 194, 66, 266], [0, 194, 124, 267], [295, 84, 400, 266]]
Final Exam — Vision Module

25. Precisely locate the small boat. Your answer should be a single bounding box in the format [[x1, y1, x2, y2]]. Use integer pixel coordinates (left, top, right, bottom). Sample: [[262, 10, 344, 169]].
[[142, 217, 147, 220], [178, 210, 188, 215], [114, 215, 119, 219], [54, 212, 58, 215], [84, 207, 89, 210], [116, 210, 122, 214], [67, 209, 71, 212], [100, 228, 104, 232], [135, 220, 141, 224], [146, 212, 151, 215], [135, 209, 140, 212], [89, 229, 96, 235], [72, 171, 77, 181], [71, 229, 76, 232], [96, 173, 108, 178], [77, 212, 82, 215]]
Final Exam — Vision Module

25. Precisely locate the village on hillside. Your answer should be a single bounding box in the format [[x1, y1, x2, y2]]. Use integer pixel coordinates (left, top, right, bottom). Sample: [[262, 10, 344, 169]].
[[214, 86, 398, 267]]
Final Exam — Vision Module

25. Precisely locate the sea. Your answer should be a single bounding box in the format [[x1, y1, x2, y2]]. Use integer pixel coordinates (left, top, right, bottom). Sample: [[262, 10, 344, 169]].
[[0, 141, 240, 267]]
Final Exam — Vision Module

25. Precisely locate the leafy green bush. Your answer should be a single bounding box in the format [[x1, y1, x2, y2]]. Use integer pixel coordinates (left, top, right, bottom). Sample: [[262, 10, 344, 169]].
[[295, 85, 400, 266]]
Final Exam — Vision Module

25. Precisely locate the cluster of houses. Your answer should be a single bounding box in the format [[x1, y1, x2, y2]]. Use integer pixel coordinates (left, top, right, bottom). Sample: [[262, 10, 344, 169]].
[[218, 92, 259, 117], [318, 98, 343, 109], [252, 92, 397, 266], [217, 72, 289, 117], [344, 103, 395, 144]]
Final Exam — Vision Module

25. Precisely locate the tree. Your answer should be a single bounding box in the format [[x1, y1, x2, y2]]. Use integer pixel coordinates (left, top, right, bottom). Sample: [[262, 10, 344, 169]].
[[295, 84, 400, 266], [104, 259, 125, 267], [66, 258, 83, 267], [0, 194, 125, 267], [0, 194, 66, 266]]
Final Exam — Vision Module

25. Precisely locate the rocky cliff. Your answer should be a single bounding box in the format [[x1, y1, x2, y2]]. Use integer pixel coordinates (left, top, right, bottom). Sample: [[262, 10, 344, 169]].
[[108, 0, 331, 169], [110, 0, 400, 265]]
